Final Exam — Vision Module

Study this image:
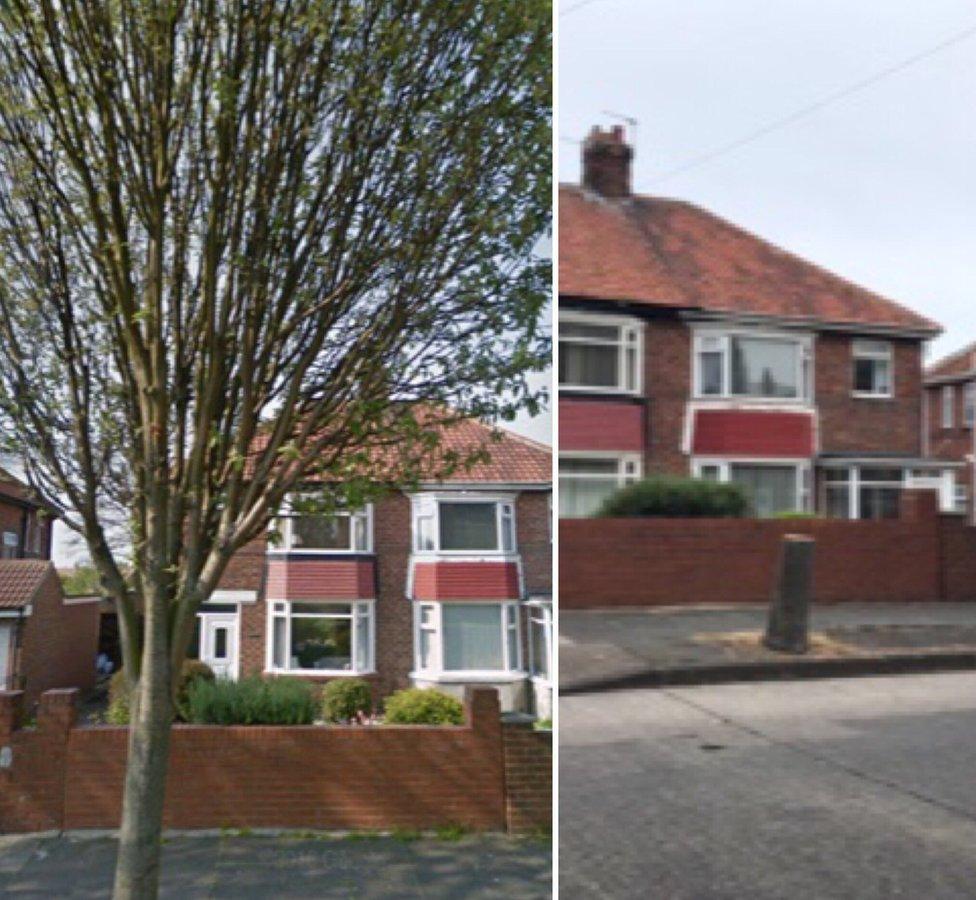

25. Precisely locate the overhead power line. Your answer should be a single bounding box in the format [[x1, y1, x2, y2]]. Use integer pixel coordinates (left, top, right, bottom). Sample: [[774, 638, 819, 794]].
[[646, 21, 976, 186]]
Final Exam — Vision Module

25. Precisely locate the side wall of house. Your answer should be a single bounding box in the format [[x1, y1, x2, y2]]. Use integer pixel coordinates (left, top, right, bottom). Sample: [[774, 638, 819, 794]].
[[816, 334, 924, 455], [18, 570, 99, 707]]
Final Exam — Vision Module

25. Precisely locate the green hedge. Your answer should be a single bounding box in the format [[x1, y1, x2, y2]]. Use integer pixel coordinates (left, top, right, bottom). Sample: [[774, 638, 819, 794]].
[[321, 678, 372, 723], [184, 676, 317, 725], [384, 688, 464, 725], [595, 475, 748, 518], [107, 660, 216, 724]]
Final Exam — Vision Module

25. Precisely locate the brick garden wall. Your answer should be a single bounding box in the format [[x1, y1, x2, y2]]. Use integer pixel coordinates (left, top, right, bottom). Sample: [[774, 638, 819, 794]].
[[502, 724, 552, 833], [560, 491, 976, 609], [0, 687, 550, 835]]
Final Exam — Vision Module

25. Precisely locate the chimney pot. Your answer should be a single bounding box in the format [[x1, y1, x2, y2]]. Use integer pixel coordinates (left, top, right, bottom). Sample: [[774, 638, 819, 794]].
[[582, 125, 633, 199]]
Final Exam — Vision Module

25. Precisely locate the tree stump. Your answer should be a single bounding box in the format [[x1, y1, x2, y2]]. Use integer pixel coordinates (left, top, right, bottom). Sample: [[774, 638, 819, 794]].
[[764, 534, 814, 653]]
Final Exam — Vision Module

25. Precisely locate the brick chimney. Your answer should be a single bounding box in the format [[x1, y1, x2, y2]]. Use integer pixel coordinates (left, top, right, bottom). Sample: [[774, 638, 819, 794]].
[[581, 125, 633, 198]]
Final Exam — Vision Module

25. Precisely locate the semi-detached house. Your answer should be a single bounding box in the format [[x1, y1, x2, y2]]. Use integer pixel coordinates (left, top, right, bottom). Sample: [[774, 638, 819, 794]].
[[192, 417, 553, 717], [559, 125, 959, 520]]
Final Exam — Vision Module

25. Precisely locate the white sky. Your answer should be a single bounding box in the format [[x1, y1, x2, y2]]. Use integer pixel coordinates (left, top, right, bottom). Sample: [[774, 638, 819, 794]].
[[559, 0, 976, 363]]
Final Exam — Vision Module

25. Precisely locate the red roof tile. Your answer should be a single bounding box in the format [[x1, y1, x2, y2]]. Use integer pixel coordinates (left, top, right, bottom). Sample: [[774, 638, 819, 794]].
[[926, 342, 976, 382], [247, 414, 551, 486], [559, 185, 940, 335], [0, 559, 54, 609]]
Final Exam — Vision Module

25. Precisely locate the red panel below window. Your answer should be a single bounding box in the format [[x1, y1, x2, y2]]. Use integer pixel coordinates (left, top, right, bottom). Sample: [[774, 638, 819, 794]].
[[692, 409, 814, 457], [559, 399, 644, 452], [412, 561, 521, 601], [266, 559, 375, 600]]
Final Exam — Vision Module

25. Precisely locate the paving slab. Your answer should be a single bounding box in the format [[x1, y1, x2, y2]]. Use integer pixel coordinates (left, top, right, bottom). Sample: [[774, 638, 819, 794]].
[[561, 602, 976, 693]]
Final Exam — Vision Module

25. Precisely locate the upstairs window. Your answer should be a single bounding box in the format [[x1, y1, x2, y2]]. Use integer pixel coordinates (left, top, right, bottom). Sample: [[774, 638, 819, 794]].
[[412, 497, 515, 554], [559, 315, 641, 393], [965, 382, 976, 428], [852, 340, 893, 398], [274, 501, 372, 553], [694, 332, 810, 401], [943, 385, 956, 429]]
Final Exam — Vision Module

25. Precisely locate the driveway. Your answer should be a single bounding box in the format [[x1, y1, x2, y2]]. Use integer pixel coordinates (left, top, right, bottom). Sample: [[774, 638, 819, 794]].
[[561, 671, 976, 899], [0, 832, 551, 898]]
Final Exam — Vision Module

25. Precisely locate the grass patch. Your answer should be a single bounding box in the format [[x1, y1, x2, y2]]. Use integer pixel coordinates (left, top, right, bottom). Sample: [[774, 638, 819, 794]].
[[691, 630, 860, 658], [391, 827, 423, 843], [434, 823, 468, 842]]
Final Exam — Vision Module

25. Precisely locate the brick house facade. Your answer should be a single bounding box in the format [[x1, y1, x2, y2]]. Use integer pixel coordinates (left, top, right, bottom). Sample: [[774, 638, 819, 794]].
[[192, 420, 552, 717], [924, 342, 976, 520], [559, 126, 957, 520]]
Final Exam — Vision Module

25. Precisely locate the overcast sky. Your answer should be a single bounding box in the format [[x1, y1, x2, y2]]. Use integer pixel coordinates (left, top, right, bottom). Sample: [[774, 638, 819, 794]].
[[559, 0, 976, 363]]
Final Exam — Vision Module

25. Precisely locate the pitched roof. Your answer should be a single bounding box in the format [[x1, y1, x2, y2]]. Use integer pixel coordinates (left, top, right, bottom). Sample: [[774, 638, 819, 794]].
[[559, 185, 940, 335], [0, 559, 54, 609], [247, 413, 551, 486], [926, 341, 976, 383]]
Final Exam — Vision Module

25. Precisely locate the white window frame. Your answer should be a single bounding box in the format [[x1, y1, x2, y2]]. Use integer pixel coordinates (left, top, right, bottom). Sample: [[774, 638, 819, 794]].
[[411, 493, 517, 556], [527, 599, 552, 684], [271, 499, 373, 555], [265, 599, 375, 676], [558, 310, 643, 395], [692, 326, 813, 404], [943, 385, 956, 429], [821, 464, 958, 519], [691, 457, 812, 514], [558, 452, 642, 518], [851, 340, 894, 399], [412, 600, 524, 679]]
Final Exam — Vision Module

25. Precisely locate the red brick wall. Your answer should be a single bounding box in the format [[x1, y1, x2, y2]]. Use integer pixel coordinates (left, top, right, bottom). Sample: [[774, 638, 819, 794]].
[[560, 507, 947, 609], [502, 724, 552, 833], [645, 317, 691, 476], [0, 687, 552, 835], [17, 569, 99, 707], [817, 334, 924, 455], [941, 515, 976, 602], [518, 491, 552, 597]]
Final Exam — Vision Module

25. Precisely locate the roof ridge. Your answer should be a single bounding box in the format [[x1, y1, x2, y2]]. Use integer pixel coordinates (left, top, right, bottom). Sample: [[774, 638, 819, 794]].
[[927, 340, 976, 374]]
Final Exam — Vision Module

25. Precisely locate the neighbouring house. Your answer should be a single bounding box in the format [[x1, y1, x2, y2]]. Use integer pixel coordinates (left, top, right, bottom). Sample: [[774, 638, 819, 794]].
[[924, 342, 976, 520], [558, 124, 959, 519], [191, 418, 553, 717], [0, 466, 55, 560], [0, 560, 100, 704]]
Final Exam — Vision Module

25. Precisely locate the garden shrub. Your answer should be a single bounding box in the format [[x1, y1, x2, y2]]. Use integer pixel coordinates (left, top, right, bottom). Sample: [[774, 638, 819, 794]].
[[185, 676, 317, 725], [321, 678, 372, 723], [595, 475, 748, 518], [107, 660, 216, 724], [384, 688, 464, 725]]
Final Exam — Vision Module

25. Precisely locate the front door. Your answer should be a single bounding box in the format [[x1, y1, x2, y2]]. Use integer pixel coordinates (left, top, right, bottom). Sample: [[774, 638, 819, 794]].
[[0, 622, 12, 690], [199, 614, 238, 680]]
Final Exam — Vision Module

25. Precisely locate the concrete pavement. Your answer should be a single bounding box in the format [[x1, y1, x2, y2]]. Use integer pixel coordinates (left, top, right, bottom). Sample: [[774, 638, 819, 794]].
[[561, 671, 976, 899], [0, 832, 552, 898], [561, 603, 976, 692]]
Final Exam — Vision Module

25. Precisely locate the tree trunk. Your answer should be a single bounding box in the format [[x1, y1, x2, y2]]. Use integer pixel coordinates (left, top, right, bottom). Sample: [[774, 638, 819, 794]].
[[112, 594, 173, 900]]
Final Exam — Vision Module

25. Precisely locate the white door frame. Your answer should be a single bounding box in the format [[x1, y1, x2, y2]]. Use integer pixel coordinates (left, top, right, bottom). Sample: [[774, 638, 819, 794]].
[[198, 611, 240, 680]]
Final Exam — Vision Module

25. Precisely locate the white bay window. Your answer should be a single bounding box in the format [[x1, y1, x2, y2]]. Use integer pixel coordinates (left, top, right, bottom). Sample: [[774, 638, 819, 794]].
[[412, 496, 515, 555], [559, 454, 641, 518], [559, 313, 642, 394], [414, 601, 522, 675], [693, 458, 810, 517], [267, 600, 374, 674], [694, 330, 811, 402], [273, 500, 372, 553]]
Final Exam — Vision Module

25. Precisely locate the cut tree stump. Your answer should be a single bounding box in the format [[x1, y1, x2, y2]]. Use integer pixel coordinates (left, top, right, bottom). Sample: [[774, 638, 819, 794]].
[[764, 534, 815, 654]]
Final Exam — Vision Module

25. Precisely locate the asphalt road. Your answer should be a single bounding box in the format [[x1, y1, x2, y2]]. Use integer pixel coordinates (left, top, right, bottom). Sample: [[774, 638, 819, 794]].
[[560, 672, 976, 899]]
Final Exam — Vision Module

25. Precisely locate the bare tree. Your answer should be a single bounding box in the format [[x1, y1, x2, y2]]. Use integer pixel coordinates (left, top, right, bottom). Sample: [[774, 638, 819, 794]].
[[0, 1, 550, 896]]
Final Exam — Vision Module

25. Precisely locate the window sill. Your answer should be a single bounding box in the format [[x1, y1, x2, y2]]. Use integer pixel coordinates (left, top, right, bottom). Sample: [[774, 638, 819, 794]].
[[410, 670, 528, 684], [266, 549, 375, 557], [265, 668, 376, 677], [851, 392, 894, 401], [558, 384, 641, 397]]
